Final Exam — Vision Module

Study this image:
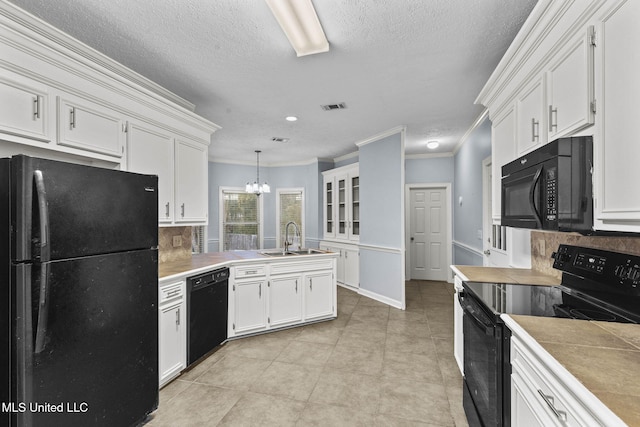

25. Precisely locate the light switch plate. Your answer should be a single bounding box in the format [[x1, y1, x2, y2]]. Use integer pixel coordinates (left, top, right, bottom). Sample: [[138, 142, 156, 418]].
[[172, 235, 182, 247]]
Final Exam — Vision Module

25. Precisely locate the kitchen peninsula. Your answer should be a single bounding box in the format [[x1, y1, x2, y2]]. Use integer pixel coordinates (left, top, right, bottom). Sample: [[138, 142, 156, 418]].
[[158, 249, 338, 387]]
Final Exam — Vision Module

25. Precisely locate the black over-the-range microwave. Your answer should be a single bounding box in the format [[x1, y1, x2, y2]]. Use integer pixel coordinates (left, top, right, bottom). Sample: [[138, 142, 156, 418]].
[[501, 136, 593, 233]]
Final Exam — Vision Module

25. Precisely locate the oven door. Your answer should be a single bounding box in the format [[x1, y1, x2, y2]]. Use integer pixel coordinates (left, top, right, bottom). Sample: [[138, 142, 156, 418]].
[[501, 163, 544, 229], [460, 291, 505, 427]]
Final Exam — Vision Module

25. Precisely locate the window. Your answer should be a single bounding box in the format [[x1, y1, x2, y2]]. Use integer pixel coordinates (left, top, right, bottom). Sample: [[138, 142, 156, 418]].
[[220, 188, 262, 251], [277, 189, 304, 249]]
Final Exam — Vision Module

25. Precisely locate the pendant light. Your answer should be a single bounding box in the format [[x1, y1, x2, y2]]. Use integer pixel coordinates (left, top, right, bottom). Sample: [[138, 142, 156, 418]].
[[246, 150, 270, 195]]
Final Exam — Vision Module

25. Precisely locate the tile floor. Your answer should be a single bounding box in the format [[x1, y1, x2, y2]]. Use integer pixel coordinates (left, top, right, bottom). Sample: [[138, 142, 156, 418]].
[[146, 280, 469, 426]]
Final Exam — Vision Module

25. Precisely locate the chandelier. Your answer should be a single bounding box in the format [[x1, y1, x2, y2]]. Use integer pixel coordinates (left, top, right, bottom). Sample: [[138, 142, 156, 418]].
[[245, 150, 270, 195]]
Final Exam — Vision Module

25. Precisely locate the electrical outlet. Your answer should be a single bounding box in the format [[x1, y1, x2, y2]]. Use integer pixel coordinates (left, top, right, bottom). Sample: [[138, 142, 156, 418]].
[[172, 235, 182, 247], [537, 239, 545, 256]]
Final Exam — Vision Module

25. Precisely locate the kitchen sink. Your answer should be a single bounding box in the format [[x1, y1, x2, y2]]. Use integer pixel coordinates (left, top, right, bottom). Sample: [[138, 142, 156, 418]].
[[260, 248, 327, 257]]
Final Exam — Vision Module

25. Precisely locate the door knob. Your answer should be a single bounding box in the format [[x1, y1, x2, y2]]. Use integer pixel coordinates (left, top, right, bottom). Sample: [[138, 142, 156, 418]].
[[410, 237, 414, 241], [484, 249, 491, 256]]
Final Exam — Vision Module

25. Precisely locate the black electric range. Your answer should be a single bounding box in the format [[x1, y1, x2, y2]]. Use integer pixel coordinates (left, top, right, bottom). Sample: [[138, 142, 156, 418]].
[[460, 244, 640, 427], [464, 244, 640, 324]]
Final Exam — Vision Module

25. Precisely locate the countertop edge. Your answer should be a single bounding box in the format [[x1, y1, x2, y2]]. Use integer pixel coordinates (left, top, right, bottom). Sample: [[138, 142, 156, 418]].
[[449, 265, 469, 282], [501, 314, 629, 426], [160, 252, 339, 282]]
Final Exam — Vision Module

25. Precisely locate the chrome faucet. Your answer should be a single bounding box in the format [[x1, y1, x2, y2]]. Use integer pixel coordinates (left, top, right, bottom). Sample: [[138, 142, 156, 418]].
[[284, 221, 300, 252]]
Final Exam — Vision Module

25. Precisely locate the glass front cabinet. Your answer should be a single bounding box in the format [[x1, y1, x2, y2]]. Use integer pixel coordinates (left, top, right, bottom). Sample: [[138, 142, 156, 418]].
[[323, 164, 359, 242]]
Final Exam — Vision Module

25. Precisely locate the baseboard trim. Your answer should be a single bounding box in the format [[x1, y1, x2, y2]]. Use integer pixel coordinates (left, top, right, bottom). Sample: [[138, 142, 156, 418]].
[[358, 287, 404, 310]]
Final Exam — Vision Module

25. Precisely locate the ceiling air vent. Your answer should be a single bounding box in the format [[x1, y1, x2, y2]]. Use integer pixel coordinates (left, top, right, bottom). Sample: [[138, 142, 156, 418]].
[[321, 102, 347, 111], [271, 137, 290, 143]]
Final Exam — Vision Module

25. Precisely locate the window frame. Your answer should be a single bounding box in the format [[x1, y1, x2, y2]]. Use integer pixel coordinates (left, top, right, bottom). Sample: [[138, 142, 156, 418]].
[[275, 187, 305, 249], [218, 186, 264, 251]]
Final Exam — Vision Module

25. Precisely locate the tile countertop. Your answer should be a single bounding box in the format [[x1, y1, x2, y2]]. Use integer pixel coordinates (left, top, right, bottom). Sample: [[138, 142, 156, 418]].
[[159, 251, 268, 280], [451, 265, 561, 286], [503, 315, 640, 426], [159, 250, 338, 280]]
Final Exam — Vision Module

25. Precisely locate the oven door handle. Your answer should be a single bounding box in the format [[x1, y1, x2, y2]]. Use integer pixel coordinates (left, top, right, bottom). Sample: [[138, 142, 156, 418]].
[[459, 292, 495, 336], [529, 166, 543, 228]]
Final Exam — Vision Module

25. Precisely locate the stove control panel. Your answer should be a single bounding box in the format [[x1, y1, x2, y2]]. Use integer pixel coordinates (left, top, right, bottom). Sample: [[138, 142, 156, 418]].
[[552, 244, 640, 290]]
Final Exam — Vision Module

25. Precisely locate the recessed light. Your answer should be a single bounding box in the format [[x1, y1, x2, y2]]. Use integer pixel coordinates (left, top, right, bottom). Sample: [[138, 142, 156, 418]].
[[285, 116, 298, 122], [426, 141, 439, 149]]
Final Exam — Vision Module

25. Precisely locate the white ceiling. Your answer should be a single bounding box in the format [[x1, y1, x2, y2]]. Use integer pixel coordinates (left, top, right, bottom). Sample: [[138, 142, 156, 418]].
[[7, 0, 537, 165]]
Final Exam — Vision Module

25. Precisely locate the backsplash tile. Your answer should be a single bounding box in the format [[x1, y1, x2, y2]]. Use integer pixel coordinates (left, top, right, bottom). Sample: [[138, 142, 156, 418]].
[[159, 227, 192, 263], [531, 230, 640, 279]]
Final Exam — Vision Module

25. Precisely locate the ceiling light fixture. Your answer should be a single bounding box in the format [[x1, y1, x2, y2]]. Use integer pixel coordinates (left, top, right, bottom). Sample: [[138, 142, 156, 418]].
[[285, 116, 298, 121], [426, 141, 440, 150], [265, 0, 329, 57], [246, 150, 270, 195]]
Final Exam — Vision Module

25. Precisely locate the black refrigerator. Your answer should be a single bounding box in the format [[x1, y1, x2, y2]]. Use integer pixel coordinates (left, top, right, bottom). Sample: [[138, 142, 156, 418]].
[[0, 155, 159, 426]]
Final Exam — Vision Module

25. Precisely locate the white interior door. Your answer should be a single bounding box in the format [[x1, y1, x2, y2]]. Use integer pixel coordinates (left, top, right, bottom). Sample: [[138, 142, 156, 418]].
[[409, 187, 448, 281]]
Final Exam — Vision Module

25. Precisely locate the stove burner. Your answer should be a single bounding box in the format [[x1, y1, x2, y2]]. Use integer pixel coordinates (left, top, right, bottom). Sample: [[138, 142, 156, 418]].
[[553, 304, 618, 321]]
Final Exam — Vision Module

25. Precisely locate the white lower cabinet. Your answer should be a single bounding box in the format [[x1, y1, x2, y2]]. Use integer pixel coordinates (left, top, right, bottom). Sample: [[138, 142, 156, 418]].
[[320, 241, 359, 289], [505, 317, 625, 427], [453, 275, 464, 375], [304, 270, 334, 321], [232, 278, 268, 335], [158, 279, 186, 388], [228, 257, 337, 338], [269, 274, 303, 328]]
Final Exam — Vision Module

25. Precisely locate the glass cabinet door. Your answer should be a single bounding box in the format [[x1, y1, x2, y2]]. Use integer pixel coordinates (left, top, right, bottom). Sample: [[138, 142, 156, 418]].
[[325, 180, 334, 236], [338, 176, 347, 238], [351, 176, 359, 238]]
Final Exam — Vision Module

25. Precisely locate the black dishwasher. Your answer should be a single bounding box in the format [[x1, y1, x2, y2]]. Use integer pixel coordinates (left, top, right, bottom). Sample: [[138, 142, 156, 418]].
[[186, 267, 229, 366]]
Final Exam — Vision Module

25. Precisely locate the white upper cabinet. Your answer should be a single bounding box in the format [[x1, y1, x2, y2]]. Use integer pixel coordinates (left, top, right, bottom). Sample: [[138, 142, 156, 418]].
[[476, 0, 640, 233], [127, 121, 175, 223], [57, 94, 125, 158], [323, 164, 359, 242], [546, 27, 595, 140], [593, 0, 640, 232], [491, 106, 516, 222], [0, 2, 219, 176], [0, 70, 52, 143], [174, 139, 208, 224], [516, 77, 546, 155]]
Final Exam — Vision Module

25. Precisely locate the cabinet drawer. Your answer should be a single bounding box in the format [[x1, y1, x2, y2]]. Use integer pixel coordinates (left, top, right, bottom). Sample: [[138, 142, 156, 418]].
[[511, 337, 594, 426], [159, 282, 183, 304], [270, 259, 334, 275], [234, 264, 266, 278]]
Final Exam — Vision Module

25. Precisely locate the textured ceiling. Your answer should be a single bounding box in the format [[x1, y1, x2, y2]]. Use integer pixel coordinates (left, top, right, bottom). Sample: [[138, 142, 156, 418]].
[[7, 0, 537, 165]]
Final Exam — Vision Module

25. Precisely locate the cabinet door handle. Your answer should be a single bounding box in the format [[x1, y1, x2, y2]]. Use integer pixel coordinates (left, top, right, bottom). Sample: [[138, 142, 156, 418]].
[[295, 280, 298, 293], [70, 107, 76, 129], [548, 105, 557, 132], [165, 202, 170, 218], [310, 278, 313, 291], [537, 390, 566, 421], [176, 309, 180, 326], [181, 203, 185, 218], [531, 118, 539, 141], [259, 283, 262, 298], [33, 96, 41, 119]]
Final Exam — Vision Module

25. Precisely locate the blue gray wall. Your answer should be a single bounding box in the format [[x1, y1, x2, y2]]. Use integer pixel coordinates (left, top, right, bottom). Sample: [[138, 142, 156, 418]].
[[405, 156, 454, 184], [207, 160, 329, 251], [359, 132, 404, 307], [453, 117, 492, 265]]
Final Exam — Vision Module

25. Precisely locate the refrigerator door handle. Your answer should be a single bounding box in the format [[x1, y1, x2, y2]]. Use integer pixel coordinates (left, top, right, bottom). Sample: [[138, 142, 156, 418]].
[[33, 170, 51, 353], [33, 170, 50, 261], [34, 263, 50, 353]]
